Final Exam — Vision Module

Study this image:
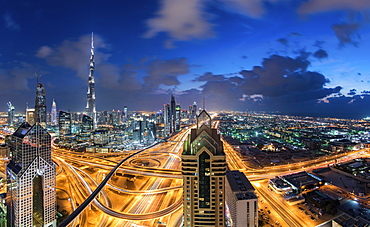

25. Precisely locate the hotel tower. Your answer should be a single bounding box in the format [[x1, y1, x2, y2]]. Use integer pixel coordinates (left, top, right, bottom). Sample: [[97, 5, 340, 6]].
[[182, 110, 227, 227]]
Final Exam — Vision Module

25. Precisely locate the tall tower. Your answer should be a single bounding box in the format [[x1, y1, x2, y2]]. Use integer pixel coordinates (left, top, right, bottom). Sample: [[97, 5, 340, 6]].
[[170, 95, 176, 134], [163, 104, 170, 137], [86, 32, 97, 129], [6, 122, 56, 227], [182, 110, 226, 227], [50, 99, 57, 125], [7, 102, 15, 127], [34, 78, 47, 126]]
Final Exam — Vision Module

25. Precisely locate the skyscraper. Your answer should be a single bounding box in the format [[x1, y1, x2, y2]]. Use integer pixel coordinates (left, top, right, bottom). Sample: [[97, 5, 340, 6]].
[[26, 108, 35, 126], [163, 104, 170, 137], [50, 99, 57, 125], [86, 33, 97, 129], [59, 110, 72, 136], [182, 110, 227, 227], [170, 95, 176, 134], [34, 81, 47, 126], [123, 106, 128, 121], [7, 102, 15, 127], [175, 103, 181, 131], [6, 122, 56, 227]]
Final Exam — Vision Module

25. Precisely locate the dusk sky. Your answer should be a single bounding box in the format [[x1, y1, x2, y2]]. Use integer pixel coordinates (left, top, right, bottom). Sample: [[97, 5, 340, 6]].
[[2, 0, 370, 118]]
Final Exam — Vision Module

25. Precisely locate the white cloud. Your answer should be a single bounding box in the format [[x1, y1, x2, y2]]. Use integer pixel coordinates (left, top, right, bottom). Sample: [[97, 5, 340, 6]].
[[35, 46, 53, 58], [36, 34, 110, 80], [144, 0, 214, 42]]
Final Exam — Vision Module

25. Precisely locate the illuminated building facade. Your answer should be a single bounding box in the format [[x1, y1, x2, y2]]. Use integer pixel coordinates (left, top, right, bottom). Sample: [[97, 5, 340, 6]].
[[59, 110, 72, 136], [34, 82, 47, 126], [86, 33, 97, 129], [26, 108, 35, 126], [50, 99, 57, 125], [182, 110, 227, 227], [163, 104, 170, 136], [175, 104, 181, 131], [6, 122, 56, 227], [7, 102, 15, 127], [170, 95, 176, 134], [225, 170, 258, 227]]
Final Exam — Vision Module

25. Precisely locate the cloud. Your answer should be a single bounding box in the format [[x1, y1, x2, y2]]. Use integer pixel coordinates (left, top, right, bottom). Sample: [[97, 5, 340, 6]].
[[144, 57, 190, 88], [348, 89, 357, 95], [187, 53, 343, 111], [194, 72, 225, 82], [332, 23, 360, 46], [218, 0, 267, 18], [144, 0, 214, 44], [277, 38, 289, 46], [313, 49, 328, 59], [96, 63, 142, 91], [3, 12, 20, 31], [0, 61, 36, 92], [298, 0, 370, 15], [35, 46, 53, 58], [36, 34, 110, 80]]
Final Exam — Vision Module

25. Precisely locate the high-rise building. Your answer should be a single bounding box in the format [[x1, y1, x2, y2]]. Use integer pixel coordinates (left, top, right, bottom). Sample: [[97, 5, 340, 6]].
[[58, 110, 72, 136], [123, 106, 128, 121], [6, 122, 56, 227], [182, 110, 227, 227], [191, 101, 197, 119], [163, 104, 170, 137], [26, 108, 35, 126], [170, 95, 176, 134], [81, 115, 94, 133], [225, 170, 258, 227], [7, 102, 15, 127], [50, 99, 57, 125], [86, 33, 97, 129], [175, 103, 181, 131], [34, 82, 47, 125]]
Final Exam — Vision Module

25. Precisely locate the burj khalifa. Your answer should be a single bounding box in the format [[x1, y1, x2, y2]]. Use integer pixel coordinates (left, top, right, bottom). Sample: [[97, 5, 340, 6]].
[[86, 33, 97, 129]]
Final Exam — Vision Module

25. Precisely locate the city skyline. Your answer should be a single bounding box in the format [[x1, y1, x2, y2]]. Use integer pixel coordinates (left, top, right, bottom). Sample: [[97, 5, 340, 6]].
[[1, 0, 370, 118]]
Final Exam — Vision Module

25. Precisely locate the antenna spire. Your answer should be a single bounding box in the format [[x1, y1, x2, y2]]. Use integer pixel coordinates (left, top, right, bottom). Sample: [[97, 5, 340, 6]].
[[91, 32, 94, 50]]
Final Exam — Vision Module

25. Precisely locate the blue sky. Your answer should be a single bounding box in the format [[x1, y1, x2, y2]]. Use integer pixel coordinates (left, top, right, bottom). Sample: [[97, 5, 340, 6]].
[[1, 0, 370, 118]]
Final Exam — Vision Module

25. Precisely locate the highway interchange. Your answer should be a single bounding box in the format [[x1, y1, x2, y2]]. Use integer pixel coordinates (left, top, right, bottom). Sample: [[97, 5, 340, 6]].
[[51, 123, 370, 227]]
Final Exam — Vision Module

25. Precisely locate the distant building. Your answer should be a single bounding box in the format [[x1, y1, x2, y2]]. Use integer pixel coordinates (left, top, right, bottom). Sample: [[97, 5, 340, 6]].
[[225, 170, 258, 227], [81, 115, 94, 133], [93, 129, 109, 146], [170, 95, 176, 134], [7, 102, 15, 127], [163, 104, 170, 137], [123, 106, 128, 121], [50, 99, 57, 125], [59, 110, 72, 136], [34, 82, 47, 126], [182, 110, 226, 227], [26, 108, 35, 126], [6, 122, 56, 227], [175, 104, 181, 131]]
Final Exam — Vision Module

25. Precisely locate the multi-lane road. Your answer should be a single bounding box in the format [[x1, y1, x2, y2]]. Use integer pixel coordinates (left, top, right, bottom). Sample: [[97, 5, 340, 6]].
[[2, 121, 366, 227]]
